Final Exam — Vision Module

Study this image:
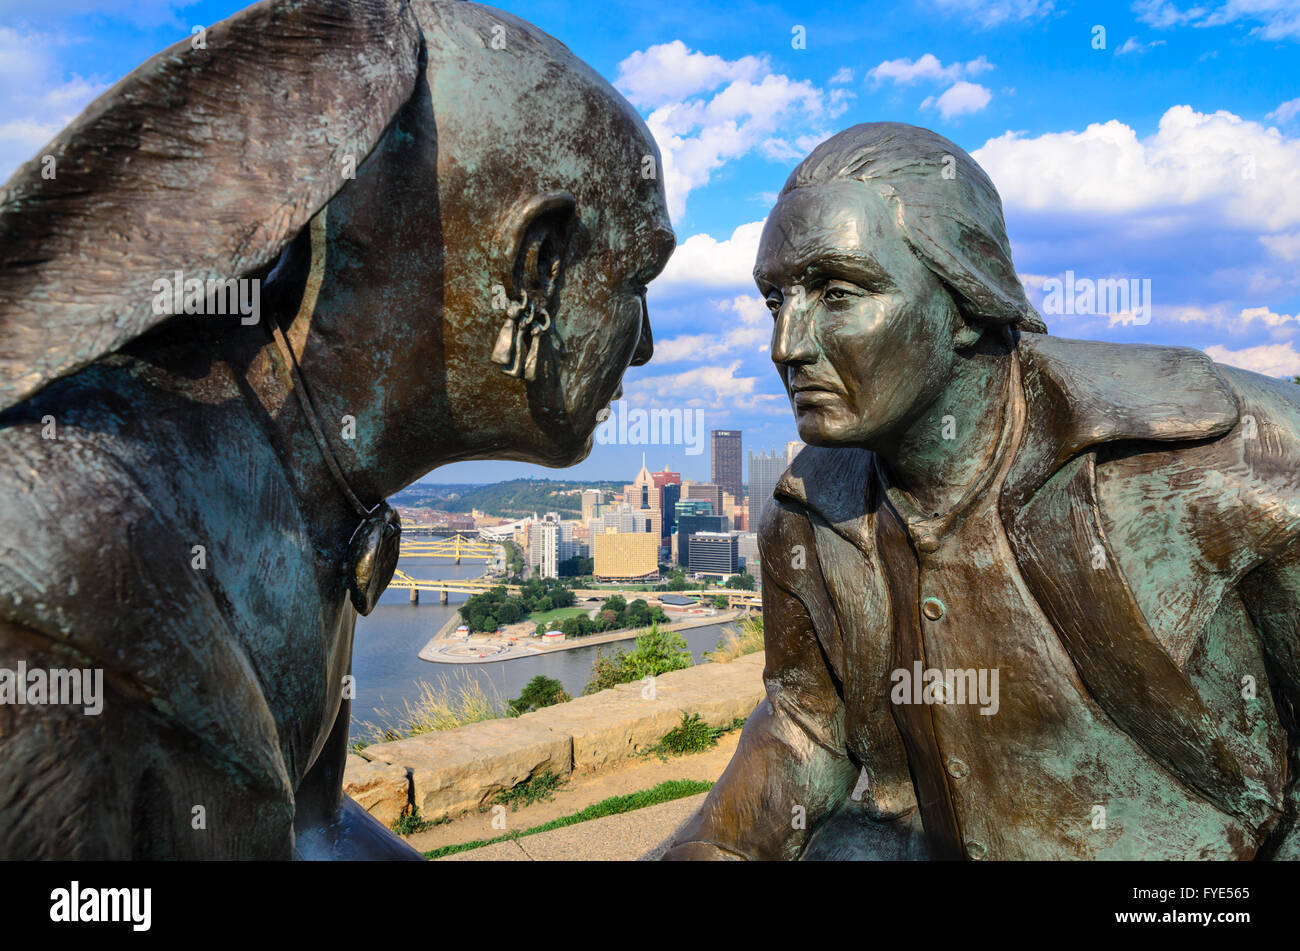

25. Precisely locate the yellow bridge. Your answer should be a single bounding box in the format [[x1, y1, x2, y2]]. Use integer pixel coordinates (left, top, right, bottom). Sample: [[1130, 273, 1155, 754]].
[[399, 534, 498, 563], [386, 569, 760, 609]]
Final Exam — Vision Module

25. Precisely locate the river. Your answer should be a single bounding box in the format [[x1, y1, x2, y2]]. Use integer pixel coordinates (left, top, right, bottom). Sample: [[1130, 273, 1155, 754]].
[[349, 555, 741, 741]]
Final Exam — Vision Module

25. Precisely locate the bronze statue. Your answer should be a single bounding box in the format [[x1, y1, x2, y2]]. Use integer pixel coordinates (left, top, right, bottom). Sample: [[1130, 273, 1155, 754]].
[[0, 0, 673, 859], [666, 122, 1300, 860]]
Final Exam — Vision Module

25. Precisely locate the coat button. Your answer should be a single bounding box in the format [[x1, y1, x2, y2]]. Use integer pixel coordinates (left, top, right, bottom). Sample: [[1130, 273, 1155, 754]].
[[965, 840, 987, 860], [921, 597, 945, 620], [947, 757, 969, 779], [916, 531, 939, 553]]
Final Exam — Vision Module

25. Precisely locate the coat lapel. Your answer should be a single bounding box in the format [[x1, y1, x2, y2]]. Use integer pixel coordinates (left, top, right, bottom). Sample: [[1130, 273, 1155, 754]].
[[775, 335, 1275, 833]]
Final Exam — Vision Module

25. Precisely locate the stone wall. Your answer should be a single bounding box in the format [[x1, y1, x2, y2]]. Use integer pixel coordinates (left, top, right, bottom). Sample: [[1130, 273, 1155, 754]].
[[345, 652, 766, 825]]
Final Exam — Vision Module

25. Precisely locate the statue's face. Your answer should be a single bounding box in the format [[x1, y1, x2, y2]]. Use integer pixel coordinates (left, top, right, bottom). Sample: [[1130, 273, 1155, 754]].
[[754, 180, 961, 449], [548, 176, 675, 461]]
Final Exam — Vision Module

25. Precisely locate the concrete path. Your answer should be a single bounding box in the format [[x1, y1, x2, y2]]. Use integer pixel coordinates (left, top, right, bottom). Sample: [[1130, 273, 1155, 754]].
[[437, 793, 707, 861]]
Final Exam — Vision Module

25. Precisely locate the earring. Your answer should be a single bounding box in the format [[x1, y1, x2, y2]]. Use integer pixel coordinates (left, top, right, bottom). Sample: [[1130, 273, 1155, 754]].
[[490, 290, 552, 381]]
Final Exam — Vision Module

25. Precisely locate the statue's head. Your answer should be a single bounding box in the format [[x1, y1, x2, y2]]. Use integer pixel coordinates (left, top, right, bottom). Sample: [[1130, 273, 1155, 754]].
[[754, 122, 1043, 450], [0, 0, 673, 491]]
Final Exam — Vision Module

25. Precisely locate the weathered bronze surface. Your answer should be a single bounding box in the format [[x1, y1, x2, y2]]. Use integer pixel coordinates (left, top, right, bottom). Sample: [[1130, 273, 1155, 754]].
[[0, 0, 672, 859], [665, 122, 1300, 860]]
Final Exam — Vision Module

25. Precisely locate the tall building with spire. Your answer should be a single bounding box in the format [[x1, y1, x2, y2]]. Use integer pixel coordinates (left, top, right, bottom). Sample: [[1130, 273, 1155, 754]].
[[622, 454, 661, 539]]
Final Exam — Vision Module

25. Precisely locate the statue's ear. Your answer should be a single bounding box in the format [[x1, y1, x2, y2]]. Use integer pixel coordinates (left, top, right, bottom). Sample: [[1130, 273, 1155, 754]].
[[501, 191, 579, 307], [0, 0, 423, 411]]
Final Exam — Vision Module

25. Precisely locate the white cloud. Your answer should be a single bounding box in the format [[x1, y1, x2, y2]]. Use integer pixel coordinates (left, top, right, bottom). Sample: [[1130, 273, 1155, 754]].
[[1261, 231, 1300, 259], [1269, 96, 1300, 124], [1115, 36, 1168, 53], [617, 42, 852, 221], [627, 360, 781, 413], [654, 220, 765, 292], [653, 296, 770, 364], [1204, 341, 1300, 376], [868, 53, 993, 85], [614, 40, 765, 110], [0, 28, 109, 181], [973, 105, 1300, 232], [829, 66, 854, 85], [922, 81, 993, 118], [1239, 305, 1298, 326], [931, 0, 1055, 26], [1135, 0, 1300, 41]]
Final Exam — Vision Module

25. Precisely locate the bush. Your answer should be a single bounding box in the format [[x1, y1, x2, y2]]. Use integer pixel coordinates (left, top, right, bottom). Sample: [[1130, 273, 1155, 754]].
[[583, 622, 692, 694], [508, 675, 570, 714]]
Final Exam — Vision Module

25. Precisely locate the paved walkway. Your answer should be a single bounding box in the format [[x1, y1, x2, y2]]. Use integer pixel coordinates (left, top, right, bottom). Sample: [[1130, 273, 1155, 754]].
[[404, 730, 742, 859], [437, 793, 707, 861]]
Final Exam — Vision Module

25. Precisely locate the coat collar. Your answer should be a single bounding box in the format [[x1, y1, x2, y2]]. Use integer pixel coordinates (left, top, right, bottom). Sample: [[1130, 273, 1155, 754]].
[[773, 334, 1241, 552]]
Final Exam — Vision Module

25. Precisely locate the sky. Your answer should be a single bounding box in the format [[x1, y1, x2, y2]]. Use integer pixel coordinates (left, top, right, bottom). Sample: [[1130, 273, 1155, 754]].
[[2, 0, 1298, 485]]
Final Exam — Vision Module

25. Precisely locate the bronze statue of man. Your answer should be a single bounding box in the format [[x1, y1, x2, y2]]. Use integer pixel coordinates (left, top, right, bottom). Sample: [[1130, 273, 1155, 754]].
[[0, 0, 673, 859], [666, 122, 1300, 860]]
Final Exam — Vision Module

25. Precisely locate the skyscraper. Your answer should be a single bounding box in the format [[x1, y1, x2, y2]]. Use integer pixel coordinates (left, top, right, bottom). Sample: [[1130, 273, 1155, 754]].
[[786, 440, 805, 466], [748, 447, 786, 530], [711, 430, 742, 503], [651, 466, 681, 540]]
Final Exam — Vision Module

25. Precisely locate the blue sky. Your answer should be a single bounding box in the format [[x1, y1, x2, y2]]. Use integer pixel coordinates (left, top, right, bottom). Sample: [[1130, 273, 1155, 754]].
[[3, 0, 1298, 485]]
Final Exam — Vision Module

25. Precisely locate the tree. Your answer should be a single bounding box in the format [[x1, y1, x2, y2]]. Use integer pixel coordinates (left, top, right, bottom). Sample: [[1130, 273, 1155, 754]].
[[497, 601, 522, 624], [508, 675, 570, 714], [713, 594, 729, 609], [726, 573, 755, 591], [535, 595, 554, 613], [603, 594, 627, 614]]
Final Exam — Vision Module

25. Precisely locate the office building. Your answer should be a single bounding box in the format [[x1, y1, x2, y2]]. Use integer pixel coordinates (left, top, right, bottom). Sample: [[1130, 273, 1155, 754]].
[[580, 489, 604, 521], [675, 512, 727, 568], [684, 482, 722, 517], [592, 528, 659, 582], [711, 430, 742, 502], [689, 532, 739, 579], [748, 447, 786, 530], [786, 440, 805, 466]]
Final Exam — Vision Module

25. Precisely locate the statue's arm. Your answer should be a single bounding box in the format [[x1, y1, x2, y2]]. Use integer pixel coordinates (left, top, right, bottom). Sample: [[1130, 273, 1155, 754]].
[[292, 696, 424, 861], [663, 505, 857, 860], [1240, 537, 1300, 858]]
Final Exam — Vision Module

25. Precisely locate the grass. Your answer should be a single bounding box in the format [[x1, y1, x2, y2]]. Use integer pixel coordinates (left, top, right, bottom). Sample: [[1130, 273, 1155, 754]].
[[351, 670, 509, 747], [642, 713, 748, 762], [391, 807, 444, 836], [422, 779, 715, 859], [526, 606, 589, 626], [493, 770, 566, 811], [706, 615, 764, 663]]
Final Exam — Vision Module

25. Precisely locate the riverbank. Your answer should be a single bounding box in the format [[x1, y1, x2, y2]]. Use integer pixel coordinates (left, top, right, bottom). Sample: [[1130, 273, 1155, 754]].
[[417, 609, 746, 664]]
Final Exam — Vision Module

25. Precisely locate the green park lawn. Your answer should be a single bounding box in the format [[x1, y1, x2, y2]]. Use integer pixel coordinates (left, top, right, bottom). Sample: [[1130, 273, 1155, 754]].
[[526, 606, 589, 626]]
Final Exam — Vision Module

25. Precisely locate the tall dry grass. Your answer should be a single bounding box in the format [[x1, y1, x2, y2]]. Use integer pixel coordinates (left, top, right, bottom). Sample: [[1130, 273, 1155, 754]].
[[706, 614, 765, 663], [353, 670, 509, 747]]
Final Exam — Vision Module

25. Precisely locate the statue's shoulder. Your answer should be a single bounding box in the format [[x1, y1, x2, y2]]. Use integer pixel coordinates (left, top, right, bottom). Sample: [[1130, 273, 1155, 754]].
[[1017, 333, 1240, 444], [766, 445, 877, 540]]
